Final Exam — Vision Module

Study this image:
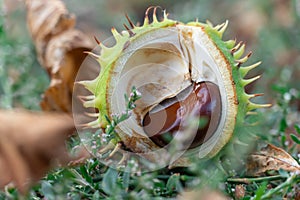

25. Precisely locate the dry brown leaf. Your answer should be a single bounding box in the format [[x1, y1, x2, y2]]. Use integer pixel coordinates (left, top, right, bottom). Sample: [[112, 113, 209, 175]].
[[0, 109, 89, 193], [25, 0, 94, 112], [246, 144, 300, 176]]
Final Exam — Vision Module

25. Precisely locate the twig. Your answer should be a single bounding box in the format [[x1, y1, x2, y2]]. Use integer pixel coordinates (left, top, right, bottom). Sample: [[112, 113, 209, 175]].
[[227, 175, 285, 184]]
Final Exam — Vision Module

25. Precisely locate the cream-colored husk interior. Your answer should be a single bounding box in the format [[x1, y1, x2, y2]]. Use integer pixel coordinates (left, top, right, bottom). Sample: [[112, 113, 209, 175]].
[[108, 25, 236, 159]]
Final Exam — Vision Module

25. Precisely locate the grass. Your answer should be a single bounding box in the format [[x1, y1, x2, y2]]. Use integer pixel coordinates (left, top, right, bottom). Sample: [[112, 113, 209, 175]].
[[1, 1, 300, 199], [0, 8, 49, 110]]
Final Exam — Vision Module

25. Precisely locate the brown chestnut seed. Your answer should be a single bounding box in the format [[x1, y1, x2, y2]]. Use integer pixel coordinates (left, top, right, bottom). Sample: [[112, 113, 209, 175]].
[[142, 81, 222, 149]]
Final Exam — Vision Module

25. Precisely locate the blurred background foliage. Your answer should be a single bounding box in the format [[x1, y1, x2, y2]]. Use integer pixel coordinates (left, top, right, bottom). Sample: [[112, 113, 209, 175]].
[[1, 0, 300, 199]]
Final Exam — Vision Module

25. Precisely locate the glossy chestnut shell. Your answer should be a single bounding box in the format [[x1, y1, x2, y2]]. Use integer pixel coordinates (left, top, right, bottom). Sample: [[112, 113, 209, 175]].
[[143, 81, 221, 149]]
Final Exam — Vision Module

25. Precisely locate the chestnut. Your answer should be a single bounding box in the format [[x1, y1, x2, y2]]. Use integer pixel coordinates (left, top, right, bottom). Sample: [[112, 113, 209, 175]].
[[142, 81, 222, 149]]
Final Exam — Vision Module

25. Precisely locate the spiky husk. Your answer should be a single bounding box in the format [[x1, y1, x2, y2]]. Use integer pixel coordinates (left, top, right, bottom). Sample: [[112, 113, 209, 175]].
[[79, 7, 270, 164]]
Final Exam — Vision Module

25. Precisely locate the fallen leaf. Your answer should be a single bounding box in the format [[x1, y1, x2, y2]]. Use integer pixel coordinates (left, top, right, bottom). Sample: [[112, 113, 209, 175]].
[[25, 0, 95, 112], [0, 109, 89, 193], [247, 144, 300, 176]]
